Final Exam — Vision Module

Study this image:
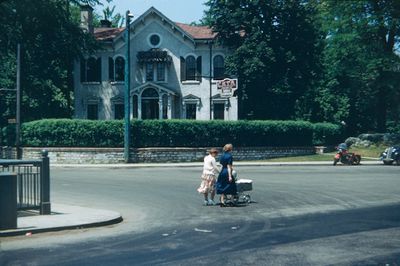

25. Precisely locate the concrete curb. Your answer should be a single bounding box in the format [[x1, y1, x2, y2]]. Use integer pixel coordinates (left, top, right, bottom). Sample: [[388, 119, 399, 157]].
[[0, 204, 123, 237], [50, 161, 384, 168]]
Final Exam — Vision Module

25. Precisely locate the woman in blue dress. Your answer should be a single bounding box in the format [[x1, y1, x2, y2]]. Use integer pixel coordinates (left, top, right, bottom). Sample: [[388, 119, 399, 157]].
[[216, 143, 236, 206]]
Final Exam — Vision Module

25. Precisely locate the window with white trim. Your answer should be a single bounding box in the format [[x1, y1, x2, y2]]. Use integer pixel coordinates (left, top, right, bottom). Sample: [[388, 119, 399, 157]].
[[145, 62, 166, 82], [180, 55, 202, 82], [109, 56, 125, 82], [114, 103, 124, 119], [87, 103, 98, 120], [213, 103, 224, 120], [146, 63, 154, 81], [186, 103, 197, 119], [213, 55, 225, 80]]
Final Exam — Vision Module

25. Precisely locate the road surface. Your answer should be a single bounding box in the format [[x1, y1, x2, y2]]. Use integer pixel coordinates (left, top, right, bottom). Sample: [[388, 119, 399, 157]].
[[1, 165, 400, 265]]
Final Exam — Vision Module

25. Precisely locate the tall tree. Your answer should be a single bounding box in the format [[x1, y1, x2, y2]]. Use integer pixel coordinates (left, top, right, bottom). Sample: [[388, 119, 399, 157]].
[[315, 0, 400, 134], [0, 0, 99, 135], [204, 0, 324, 120]]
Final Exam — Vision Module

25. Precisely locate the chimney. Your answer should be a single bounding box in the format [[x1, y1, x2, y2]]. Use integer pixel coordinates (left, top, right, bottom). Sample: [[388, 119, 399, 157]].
[[80, 5, 94, 34], [100, 19, 112, 28]]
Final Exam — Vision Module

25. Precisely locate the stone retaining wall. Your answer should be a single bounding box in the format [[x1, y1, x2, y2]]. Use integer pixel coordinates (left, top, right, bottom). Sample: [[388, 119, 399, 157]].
[[17, 146, 316, 164]]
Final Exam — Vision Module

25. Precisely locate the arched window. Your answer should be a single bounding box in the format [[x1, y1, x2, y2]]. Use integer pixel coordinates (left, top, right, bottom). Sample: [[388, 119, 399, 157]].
[[186, 56, 196, 81], [108, 56, 125, 82], [142, 88, 158, 98], [180, 55, 202, 82], [213, 55, 225, 80]]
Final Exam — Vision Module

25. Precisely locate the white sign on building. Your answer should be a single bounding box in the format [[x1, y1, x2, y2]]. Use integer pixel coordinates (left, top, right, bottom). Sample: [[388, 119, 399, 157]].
[[217, 78, 238, 98]]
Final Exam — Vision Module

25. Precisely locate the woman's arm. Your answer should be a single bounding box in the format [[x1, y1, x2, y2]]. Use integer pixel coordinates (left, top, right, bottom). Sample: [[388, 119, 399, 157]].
[[227, 164, 233, 182], [211, 158, 220, 173]]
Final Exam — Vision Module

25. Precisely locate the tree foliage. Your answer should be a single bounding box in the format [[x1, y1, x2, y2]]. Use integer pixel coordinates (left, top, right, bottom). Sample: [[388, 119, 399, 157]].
[[205, 0, 400, 134], [205, 0, 324, 120], [315, 0, 400, 134], [92, 3, 125, 28], [0, 0, 99, 130]]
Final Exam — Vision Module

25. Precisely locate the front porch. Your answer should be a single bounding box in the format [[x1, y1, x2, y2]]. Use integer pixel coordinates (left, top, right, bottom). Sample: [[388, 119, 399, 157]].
[[130, 82, 177, 120]]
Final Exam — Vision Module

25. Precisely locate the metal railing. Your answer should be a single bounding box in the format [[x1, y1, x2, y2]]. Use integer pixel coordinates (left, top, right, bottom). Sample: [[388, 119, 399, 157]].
[[0, 150, 50, 214]]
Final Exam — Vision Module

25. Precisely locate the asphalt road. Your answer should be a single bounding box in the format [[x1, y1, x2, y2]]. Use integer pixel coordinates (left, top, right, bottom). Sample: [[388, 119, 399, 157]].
[[1, 165, 400, 265]]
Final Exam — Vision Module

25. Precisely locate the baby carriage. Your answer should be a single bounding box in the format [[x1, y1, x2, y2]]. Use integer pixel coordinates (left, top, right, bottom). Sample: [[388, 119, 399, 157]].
[[225, 170, 253, 205]]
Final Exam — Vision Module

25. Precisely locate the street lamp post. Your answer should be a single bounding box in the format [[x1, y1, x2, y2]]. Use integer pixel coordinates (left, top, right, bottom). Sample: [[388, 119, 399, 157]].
[[124, 10, 134, 163], [209, 41, 213, 120], [16, 43, 21, 159]]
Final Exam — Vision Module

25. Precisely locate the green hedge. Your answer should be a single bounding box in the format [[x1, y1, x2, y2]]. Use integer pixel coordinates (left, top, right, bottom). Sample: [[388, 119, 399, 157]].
[[20, 119, 124, 147], [14, 119, 341, 147], [312, 122, 344, 146]]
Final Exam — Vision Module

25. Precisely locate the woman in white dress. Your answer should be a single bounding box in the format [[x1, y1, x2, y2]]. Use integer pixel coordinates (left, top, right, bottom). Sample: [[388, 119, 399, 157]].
[[197, 148, 220, 205]]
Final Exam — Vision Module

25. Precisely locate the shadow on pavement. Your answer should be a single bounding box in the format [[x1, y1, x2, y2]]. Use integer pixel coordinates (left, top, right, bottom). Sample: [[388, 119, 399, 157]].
[[2, 203, 400, 265]]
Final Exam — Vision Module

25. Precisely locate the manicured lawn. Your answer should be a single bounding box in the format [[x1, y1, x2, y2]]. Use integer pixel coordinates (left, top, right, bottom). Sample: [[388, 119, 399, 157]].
[[264, 154, 334, 162], [348, 144, 386, 158], [263, 144, 387, 162]]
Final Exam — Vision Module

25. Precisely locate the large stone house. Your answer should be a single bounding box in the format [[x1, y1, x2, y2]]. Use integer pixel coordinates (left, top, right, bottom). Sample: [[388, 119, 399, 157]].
[[74, 6, 238, 121]]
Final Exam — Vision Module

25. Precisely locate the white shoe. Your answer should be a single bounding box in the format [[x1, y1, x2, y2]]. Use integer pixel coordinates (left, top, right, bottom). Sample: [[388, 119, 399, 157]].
[[203, 200, 209, 206], [208, 199, 216, 206]]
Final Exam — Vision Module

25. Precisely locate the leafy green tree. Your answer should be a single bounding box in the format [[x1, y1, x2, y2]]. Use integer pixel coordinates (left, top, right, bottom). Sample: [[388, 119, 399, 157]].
[[204, 0, 324, 120], [310, 0, 400, 134], [102, 5, 124, 27], [0, 0, 99, 135]]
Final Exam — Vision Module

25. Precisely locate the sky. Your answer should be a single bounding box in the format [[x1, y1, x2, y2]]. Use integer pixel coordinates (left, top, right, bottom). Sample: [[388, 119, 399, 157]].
[[95, 0, 207, 24]]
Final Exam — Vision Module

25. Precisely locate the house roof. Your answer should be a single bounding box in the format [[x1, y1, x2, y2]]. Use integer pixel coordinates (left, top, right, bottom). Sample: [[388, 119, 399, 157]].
[[93, 7, 216, 42], [174, 23, 216, 39], [94, 27, 125, 41]]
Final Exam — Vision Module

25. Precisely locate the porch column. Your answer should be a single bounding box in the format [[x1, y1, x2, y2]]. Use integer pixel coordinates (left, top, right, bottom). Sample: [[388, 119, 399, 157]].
[[159, 94, 163, 120], [167, 95, 172, 119], [210, 100, 214, 120], [182, 101, 186, 119], [138, 94, 142, 120], [129, 95, 133, 120], [224, 100, 229, 121]]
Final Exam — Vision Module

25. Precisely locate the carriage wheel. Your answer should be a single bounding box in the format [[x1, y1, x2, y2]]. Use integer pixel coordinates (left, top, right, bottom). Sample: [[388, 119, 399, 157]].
[[244, 195, 251, 204]]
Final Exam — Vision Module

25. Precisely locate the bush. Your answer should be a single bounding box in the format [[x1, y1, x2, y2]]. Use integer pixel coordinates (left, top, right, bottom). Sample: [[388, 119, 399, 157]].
[[383, 133, 400, 145], [358, 133, 385, 143], [20, 119, 341, 147], [312, 123, 343, 146], [133, 120, 316, 147], [1, 125, 16, 146], [21, 119, 124, 147]]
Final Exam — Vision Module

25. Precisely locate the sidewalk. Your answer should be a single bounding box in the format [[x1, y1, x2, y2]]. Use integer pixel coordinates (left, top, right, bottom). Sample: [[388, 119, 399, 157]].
[[0, 204, 122, 237]]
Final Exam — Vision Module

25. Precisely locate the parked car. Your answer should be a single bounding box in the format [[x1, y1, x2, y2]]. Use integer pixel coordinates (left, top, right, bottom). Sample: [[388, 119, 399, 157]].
[[380, 146, 400, 165]]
